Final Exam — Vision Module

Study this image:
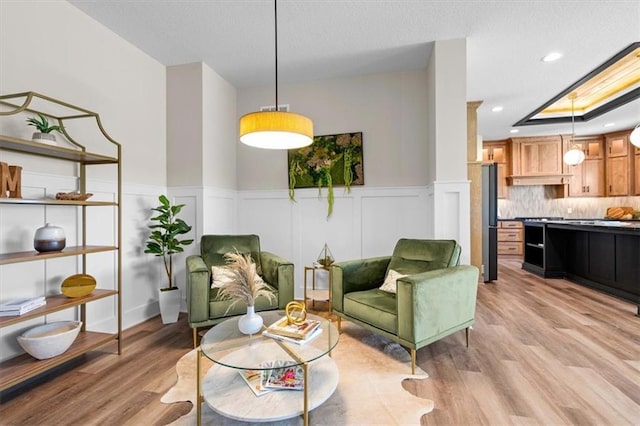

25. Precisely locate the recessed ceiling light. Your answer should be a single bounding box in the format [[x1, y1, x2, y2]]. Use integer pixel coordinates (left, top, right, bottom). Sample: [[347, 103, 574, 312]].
[[491, 106, 503, 112], [603, 122, 615, 127], [542, 52, 563, 62], [510, 129, 519, 133]]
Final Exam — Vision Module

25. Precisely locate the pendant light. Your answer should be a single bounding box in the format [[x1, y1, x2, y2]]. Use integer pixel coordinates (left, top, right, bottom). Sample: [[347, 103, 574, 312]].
[[630, 123, 640, 148], [239, 0, 313, 149], [563, 93, 585, 166]]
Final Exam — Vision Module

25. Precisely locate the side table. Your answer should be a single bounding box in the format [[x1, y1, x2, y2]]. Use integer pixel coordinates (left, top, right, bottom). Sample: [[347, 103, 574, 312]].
[[303, 265, 332, 313]]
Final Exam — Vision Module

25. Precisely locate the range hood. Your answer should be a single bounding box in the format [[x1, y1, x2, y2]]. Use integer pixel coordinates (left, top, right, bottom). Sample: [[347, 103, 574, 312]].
[[508, 174, 573, 186]]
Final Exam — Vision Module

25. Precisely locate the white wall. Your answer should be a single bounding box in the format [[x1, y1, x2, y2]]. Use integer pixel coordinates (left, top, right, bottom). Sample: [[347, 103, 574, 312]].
[[236, 69, 430, 190], [0, 1, 167, 361], [167, 63, 204, 187]]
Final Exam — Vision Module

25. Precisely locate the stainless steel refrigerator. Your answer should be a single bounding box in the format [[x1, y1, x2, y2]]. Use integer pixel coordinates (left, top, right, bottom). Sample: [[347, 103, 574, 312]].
[[482, 163, 498, 282]]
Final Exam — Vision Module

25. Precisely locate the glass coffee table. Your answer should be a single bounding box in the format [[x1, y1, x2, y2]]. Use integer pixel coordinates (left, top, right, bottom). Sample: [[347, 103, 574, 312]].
[[197, 310, 339, 426]]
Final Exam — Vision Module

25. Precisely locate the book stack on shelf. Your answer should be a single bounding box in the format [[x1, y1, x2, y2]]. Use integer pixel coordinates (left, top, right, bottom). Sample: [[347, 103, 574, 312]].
[[239, 360, 305, 396], [262, 316, 322, 345], [0, 296, 46, 317]]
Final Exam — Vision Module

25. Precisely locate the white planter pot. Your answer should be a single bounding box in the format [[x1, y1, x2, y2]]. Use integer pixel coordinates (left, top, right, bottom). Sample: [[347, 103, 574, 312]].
[[159, 288, 180, 324], [32, 132, 58, 146]]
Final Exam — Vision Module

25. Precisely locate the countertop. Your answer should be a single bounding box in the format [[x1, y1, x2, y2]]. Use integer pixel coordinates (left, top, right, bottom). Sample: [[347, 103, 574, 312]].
[[521, 219, 640, 231]]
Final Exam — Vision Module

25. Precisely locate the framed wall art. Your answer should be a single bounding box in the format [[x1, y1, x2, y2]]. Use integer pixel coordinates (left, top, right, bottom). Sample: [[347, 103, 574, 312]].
[[287, 132, 364, 216]]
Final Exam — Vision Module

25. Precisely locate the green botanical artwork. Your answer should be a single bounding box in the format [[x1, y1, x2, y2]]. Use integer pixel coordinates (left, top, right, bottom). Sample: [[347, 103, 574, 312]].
[[287, 132, 364, 217]]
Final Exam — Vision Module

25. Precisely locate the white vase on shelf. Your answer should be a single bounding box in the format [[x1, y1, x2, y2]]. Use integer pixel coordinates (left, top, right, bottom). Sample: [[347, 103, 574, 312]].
[[238, 305, 263, 335]]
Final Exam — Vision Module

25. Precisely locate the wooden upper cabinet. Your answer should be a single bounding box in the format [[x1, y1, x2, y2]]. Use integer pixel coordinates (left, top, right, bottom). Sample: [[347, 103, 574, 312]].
[[482, 140, 510, 199], [563, 135, 605, 197], [606, 134, 628, 157], [635, 150, 640, 196], [483, 141, 508, 163], [605, 131, 632, 196], [511, 136, 563, 176]]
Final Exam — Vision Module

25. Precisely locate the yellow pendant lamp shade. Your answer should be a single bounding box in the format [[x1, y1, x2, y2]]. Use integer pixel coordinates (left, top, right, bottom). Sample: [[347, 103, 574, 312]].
[[239, 111, 313, 149]]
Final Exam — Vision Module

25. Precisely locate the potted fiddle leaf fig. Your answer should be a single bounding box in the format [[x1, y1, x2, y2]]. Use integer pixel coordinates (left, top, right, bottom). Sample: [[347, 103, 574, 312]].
[[144, 195, 193, 324], [26, 113, 62, 146]]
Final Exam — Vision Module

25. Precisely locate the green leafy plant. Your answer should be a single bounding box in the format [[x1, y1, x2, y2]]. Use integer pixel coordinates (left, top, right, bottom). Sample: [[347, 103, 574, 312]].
[[144, 195, 193, 290], [26, 113, 62, 134], [288, 132, 363, 217]]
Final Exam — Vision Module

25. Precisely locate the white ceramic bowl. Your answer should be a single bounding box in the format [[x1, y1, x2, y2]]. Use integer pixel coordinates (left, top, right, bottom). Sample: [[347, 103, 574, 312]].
[[17, 321, 82, 360]]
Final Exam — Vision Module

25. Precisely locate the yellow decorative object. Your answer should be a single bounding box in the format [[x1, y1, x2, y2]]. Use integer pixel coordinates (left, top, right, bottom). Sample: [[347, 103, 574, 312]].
[[61, 274, 96, 298], [285, 300, 307, 325], [238, 0, 314, 150], [239, 111, 313, 149]]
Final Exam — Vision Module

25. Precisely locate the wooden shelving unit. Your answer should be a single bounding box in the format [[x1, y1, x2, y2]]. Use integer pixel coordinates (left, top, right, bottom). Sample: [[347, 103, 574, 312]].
[[0, 91, 122, 392]]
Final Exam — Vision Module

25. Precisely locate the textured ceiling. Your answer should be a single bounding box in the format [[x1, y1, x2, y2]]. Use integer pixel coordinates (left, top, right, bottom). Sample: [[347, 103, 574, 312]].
[[68, 0, 640, 141]]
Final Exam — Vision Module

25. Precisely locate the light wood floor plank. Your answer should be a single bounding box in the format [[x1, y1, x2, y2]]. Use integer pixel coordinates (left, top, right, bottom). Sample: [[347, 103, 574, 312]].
[[1, 258, 638, 425]]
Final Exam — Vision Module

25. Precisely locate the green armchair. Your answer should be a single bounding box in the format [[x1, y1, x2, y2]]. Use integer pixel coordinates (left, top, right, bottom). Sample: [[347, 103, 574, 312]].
[[330, 239, 479, 373], [186, 234, 294, 347]]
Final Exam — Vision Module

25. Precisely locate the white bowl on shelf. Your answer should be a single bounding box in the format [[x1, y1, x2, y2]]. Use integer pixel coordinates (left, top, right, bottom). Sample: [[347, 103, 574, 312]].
[[17, 321, 82, 360]]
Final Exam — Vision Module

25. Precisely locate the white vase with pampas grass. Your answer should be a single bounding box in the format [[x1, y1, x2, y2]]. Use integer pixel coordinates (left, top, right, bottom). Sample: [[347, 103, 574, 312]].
[[213, 252, 276, 335]]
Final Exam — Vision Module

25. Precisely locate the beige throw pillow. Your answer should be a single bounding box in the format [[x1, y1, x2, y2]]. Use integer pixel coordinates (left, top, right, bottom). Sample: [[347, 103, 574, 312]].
[[211, 265, 235, 288], [379, 269, 407, 294], [211, 265, 267, 289]]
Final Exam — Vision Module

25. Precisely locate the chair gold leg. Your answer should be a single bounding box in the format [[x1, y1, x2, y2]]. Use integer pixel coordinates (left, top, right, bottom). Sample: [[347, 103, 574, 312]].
[[337, 316, 342, 333], [193, 327, 198, 348], [465, 327, 470, 348], [411, 348, 416, 375]]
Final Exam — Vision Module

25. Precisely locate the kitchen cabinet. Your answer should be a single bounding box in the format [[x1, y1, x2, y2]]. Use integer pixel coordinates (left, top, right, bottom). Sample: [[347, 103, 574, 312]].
[[516, 136, 563, 175], [509, 136, 570, 185], [0, 92, 122, 392], [563, 135, 605, 197], [482, 141, 507, 163], [635, 146, 640, 196], [498, 220, 523, 256], [523, 221, 639, 313], [605, 131, 632, 196], [482, 140, 509, 198]]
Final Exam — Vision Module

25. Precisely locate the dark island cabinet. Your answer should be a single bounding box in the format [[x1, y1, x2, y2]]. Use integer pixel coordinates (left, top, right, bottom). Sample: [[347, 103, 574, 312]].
[[523, 221, 640, 314]]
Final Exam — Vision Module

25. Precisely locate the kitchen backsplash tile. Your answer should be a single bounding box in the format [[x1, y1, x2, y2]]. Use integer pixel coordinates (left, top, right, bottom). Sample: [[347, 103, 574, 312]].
[[498, 186, 639, 219]]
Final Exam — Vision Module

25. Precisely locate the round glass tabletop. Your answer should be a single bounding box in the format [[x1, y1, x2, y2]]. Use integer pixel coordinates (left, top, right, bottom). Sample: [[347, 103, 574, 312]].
[[200, 310, 339, 370]]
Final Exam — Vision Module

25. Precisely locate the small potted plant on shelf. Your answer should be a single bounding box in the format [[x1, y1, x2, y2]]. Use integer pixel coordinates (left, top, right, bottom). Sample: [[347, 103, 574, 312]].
[[26, 113, 63, 146], [144, 195, 193, 324]]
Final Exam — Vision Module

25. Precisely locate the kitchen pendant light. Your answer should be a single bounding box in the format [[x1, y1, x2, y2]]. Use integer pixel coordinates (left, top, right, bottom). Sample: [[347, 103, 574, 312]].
[[563, 93, 585, 166], [630, 123, 640, 148], [239, 0, 313, 149]]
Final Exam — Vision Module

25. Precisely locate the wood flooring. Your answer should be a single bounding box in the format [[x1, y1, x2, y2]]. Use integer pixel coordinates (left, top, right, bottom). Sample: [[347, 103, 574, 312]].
[[1, 258, 639, 425]]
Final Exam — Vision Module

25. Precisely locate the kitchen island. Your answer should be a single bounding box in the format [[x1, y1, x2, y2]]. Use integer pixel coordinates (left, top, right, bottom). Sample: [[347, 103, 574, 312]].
[[522, 220, 640, 315]]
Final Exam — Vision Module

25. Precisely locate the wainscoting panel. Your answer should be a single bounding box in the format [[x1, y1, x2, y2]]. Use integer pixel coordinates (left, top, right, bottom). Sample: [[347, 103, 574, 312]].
[[429, 180, 471, 265], [237, 186, 442, 298]]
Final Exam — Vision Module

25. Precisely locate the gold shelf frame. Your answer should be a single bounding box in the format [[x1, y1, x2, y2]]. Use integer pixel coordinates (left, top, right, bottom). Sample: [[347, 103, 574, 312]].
[[0, 91, 123, 355]]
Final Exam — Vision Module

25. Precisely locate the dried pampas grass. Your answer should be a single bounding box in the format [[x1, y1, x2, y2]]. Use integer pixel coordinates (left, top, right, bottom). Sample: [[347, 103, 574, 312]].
[[213, 252, 275, 310]]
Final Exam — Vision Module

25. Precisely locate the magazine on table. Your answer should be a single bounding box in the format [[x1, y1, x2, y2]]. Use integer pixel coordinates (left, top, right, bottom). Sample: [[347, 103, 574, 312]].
[[262, 326, 323, 345], [265, 316, 321, 340], [262, 360, 304, 391], [238, 368, 275, 397]]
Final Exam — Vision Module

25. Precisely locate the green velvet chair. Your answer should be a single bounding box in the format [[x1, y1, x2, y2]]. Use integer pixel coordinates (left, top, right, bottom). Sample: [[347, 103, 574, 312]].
[[186, 234, 294, 347], [330, 239, 479, 373]]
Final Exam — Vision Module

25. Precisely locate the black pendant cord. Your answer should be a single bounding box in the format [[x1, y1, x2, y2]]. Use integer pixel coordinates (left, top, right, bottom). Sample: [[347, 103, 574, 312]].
[[274, 0, 278, 110]]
